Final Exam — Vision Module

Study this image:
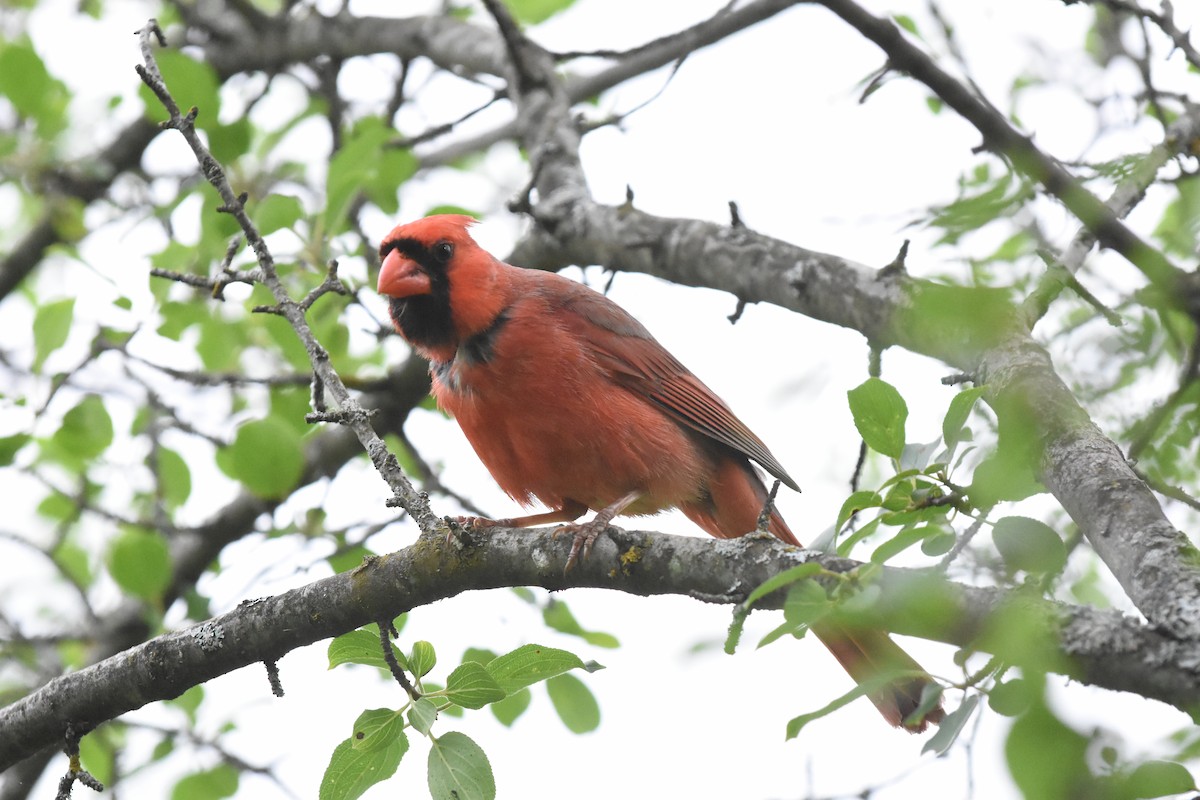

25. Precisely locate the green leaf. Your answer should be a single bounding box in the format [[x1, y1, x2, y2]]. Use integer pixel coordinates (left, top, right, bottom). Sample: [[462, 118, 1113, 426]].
[[781, 580, 833, 628], [327, 628, 408, 673], [168, 685, 205, 725], [155, 447, 192, 508], [410, 640, 437, 678], [140, 50, 219, 127], [38, 491, 77, 522], [921, 529, 956, 556], [786, 672, 905, 738], [49, 394, 114, 464], [349, 709, 406, 752], [225, 416, 304, 499], [107, 527, 171, 601], [921, 694, 979, 756], [325, 118, 391, 231], [743, 562, 823, 608], [408, 697, 439, 735], [1125, 760, 1196, 798], [836, 516, 882, 557], [53, 540, 92, 588], [0, 433, 30, 466], [445, 662, 506, 710], [871, 525, 943, 563], [942, 386, 986, 448], [992, 516, 1066, 574], [32, 298, 74, 372], [988, 679, 1032, 717], [486, 644, 587, 695], [462, 647, 497, 665], [327, 544, 374, 574], [847, 378, 908, 459], [78, 732, 114, 787], [171, 764, 238, 800], [427, 731, 495, 800], [196, 316, 243, 372], [1005, 701, 1091, 799], [255, 194, 305, 236], [542, 600, 620, 648], [546, 673, 600, 733], [319, 733, 406, 800], [490, 688, 531, 727], [835, 490, 883, 532], [364, 148, 418, 215], [893, 13, 918, 35], [0, 39, 68, 136], [208, 118, 251, 165], [506, 0, 576, 24]]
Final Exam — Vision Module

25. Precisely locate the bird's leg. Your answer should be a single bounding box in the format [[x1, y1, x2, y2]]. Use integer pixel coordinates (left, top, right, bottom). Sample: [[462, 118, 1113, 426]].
[[455, 500, 588, 532], [554, 490, 642, 573]]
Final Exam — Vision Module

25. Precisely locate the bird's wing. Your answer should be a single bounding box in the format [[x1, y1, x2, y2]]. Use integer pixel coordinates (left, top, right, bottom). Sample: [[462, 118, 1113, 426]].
[[550, 277, 799, 491]]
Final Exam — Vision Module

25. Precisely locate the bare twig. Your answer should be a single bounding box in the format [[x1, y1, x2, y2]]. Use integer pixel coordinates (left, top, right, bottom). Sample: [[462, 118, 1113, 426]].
[[134, 19, 440, 534]]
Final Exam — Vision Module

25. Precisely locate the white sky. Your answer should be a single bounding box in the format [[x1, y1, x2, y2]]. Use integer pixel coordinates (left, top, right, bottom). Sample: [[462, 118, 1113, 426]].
[[7, 0, 1200, 798]]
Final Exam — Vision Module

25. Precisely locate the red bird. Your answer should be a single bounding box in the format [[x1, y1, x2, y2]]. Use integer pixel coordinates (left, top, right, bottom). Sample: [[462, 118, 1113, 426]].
[[377, 214, 942, 731]]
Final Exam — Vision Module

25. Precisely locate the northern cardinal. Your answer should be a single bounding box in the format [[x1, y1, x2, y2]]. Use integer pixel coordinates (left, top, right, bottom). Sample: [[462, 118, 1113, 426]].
[[377, 214, 942, 731]]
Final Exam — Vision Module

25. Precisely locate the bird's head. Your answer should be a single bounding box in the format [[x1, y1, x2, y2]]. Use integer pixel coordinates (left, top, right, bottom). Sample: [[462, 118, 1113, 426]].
[[377, 214, 505, 358]]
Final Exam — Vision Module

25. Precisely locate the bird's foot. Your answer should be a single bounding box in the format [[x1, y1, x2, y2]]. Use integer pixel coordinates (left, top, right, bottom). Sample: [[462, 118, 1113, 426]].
[[552, 518, 611, 574], [445, 515, 501, 547], [453, 515, 503, 530]]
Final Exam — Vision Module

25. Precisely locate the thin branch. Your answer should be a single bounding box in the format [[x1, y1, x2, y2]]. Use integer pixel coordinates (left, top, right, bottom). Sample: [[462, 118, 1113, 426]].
[[1022, 105, 1200, 325], [816, 0, 1188, 304], [135, 19, 439, 534]]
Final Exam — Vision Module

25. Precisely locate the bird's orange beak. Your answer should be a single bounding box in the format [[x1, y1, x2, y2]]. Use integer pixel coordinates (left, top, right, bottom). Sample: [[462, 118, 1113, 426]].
[[377, 249, 432, 297]]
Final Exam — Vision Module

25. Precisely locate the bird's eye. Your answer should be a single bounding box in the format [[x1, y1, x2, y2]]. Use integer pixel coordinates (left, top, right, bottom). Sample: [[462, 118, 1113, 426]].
[[433, 241, 453, 263]]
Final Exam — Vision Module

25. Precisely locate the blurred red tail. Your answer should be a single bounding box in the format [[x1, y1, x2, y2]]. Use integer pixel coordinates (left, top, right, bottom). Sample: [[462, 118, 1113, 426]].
[[682, 456, 943, 732]]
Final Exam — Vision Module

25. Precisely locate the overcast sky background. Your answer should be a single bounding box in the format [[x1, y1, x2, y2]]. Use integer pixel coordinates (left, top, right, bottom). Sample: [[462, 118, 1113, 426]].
[[8, 0, 1200, 797]]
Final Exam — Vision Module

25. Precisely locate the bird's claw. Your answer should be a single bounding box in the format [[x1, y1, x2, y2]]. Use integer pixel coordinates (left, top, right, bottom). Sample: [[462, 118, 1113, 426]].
[[553, 520, 608, 574], [445, 515, 500, 546]]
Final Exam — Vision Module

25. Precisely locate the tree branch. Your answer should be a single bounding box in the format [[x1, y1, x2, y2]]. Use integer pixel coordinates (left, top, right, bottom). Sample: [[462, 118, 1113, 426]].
[[1, 527, 1192, 771]]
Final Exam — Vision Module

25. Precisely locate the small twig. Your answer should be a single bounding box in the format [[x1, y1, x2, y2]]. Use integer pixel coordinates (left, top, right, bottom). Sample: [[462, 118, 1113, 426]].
[[1030, 249, 1123, 327], [878, 239, 910, 278], [134, 18, 439, 532], [1127, 328, 1200, 461], [264, 660, 284, 697], [150, 266, 261, 296], [390, 91, 506, 149], [755, 480, 782, 534], [298, 260, 351, 312], [727, 296, 748, 324], [378, 620, 420, 701], [938, 508, 992, 572], [850, 440, 869, 493], [55, 723, 103, 800], [1132, 466, 1200, 512]]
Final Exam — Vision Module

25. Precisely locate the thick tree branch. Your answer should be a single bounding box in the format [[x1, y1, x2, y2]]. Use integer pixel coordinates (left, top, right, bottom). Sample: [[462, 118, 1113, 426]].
[[0, 527, 1193, 771]]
